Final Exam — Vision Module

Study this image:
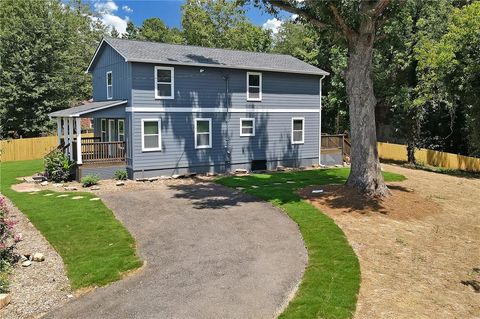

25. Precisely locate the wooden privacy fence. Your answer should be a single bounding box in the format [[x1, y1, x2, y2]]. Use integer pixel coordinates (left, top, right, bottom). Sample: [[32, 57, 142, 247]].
[[1, 134, 93, 162], [377, 142, 480, 172]]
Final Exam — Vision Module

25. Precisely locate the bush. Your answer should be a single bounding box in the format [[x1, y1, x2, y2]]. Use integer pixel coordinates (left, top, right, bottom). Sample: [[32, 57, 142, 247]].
[[44, 149, 74, 182], [0, 196, 20, 293], [114, 170, 128, 181], [81, 174, 100, 187]]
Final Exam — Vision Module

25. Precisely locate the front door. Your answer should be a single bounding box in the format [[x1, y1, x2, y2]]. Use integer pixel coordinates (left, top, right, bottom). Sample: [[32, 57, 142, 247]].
[[108, 119, 115, 156]]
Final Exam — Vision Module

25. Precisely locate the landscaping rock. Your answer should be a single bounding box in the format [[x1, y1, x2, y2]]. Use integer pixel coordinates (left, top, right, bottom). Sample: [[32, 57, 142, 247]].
[[89, 198, 101, 201], [23, 177, 35, 183], [40, 181, 48, 186], [20, 255, 28, 262], [21, 260, 32, 267], [116, 181, 125, 186], [234, 168, 249, 174], [71, 196, 84, 200], [90, 186, 100, 190], [276, 166, 286, 171], [32, 175, 46, 183], [0, 293, 11, 310], [148, 177, 159, 182], [135, 178, 148, 182], [44, 193, 54, 196], [159, 176, 172, 180], [172, 174, 181, 179], [33, 253, 45, 262], [64, 186, 77, 191], [53, 183, 63, 187]]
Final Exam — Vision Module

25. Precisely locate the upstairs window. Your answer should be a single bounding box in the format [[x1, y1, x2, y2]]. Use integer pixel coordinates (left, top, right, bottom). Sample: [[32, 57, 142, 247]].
[[155, 66, 174, 99], [141, 119, 162, 151], [247, 72, 262, 101], [240, 118, 255, 137], [106, 71, 113, 99], [291, 118, 304, 144], [195, 118, 212, 149]]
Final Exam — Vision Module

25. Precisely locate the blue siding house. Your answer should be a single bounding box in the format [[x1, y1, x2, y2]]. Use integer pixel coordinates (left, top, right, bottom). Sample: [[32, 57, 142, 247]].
[[49, 37, 329, 179]]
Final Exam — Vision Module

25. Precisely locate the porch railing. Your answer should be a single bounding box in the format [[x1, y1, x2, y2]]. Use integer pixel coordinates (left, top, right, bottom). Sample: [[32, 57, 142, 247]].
[[73, 140, 126, 164]]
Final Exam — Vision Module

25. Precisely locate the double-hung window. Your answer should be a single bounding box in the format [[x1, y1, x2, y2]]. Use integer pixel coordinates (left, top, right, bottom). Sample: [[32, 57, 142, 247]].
[[141, 119, 162, 151], [195, 118, 212, 149], [101, 119, 107, 141], [155, 66, 174, 99], [247, 72, 262, 101], [240, 118, 255, 137], [291, 118, 304, 144], [106, 71, 113, 99], [118, 119, 125, 142]]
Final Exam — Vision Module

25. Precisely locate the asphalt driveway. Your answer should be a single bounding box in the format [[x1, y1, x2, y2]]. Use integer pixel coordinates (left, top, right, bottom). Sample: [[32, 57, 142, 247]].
[[44, 182, 307, 319]]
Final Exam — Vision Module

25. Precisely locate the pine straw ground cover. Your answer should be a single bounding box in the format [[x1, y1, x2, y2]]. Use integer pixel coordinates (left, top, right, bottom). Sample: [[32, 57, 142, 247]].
[[0, 160, 142, 290], [217, 168, 405, 319]]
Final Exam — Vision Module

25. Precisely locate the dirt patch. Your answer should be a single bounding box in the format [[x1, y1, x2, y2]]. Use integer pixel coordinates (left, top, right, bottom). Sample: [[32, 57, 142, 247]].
[[299, 184, 441, 221], [300, 164, 480, 319]]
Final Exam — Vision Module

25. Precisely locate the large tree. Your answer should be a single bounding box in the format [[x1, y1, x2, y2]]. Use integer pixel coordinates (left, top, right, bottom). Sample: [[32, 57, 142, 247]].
[[254, 0, 408, 196], [0, 0, 105, 138], [182, 0, 272, 52]]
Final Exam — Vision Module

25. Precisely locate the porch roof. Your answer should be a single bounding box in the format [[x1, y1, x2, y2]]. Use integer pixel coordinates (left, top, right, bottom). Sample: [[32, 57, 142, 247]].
[[49, 100, 127, 118]]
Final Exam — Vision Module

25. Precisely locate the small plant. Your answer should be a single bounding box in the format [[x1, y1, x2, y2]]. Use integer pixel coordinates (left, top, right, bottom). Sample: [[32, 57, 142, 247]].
[[81, 174, 100, 187], [44, 149, 74, 182], [114, 170, 128, 181]]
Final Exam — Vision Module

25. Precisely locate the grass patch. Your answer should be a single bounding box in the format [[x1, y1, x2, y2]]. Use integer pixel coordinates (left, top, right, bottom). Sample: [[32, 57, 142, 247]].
[[217, 168, 405, 319], [0, 160, 142, 289]]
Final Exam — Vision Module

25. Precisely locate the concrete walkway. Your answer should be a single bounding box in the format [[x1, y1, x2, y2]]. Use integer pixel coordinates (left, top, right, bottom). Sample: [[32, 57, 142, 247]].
[[44, 182, 307, 319]]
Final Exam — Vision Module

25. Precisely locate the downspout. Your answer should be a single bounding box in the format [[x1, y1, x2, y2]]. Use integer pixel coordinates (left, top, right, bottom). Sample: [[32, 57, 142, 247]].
[[223, 74, 231, 167], [319, 75, 326, 166]]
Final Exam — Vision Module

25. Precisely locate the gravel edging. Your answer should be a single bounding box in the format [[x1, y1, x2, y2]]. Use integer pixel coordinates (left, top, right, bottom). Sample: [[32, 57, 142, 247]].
[[0, 194, 71, 319]]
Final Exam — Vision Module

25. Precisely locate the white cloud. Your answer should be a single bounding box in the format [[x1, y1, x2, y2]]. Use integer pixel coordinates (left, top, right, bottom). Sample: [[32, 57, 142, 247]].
[[94, 1, 128, 34], [94, 1, 118, 14], [262, 18, 283, 34], [122, 5, 133, 13], [291, 14, 299, 20]]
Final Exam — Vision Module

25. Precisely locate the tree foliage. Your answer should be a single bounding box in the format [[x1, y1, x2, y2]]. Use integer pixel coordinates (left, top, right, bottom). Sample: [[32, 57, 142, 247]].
[[182, 0, 272, 52], [0, 0, 105, 138]]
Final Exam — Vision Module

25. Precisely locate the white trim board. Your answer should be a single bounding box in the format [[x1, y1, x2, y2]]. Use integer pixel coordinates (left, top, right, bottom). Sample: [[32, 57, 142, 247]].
[[126, 107, 320, 113]]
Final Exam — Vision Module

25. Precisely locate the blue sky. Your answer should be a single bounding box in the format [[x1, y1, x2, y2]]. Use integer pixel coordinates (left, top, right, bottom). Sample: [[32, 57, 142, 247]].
[[87, 0, 290, 35]]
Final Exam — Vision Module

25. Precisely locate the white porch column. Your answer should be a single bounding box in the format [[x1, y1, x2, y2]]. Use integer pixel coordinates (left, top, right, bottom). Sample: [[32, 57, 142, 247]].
[[56, 118, 62, 145], [68, 118, 74, 161], [75, 117, 82, 165]]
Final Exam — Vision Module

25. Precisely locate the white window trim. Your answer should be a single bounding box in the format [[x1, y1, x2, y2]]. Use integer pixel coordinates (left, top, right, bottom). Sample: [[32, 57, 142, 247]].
[[118, 119, 125, 142], [106, 71, 113, 100], [239, 118, 255, 137], [141, 119, 162, 152], [108, 119, 115, 142], [247, 72, 262, 101], [101, 119, 107, 142], [194, 118, 212, 149], [154, 66, 174, 99], [291, 117, 305, 144]]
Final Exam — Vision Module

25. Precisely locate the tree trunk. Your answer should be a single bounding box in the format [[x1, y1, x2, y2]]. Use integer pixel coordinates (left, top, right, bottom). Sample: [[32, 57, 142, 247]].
[[407, 141, 416, 164], [345, 21, 389, 197]]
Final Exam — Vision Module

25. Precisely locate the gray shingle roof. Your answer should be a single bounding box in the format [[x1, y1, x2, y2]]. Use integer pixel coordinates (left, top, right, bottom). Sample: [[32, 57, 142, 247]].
[[49, 100, 127, 118], [89, 37, 328, 76]]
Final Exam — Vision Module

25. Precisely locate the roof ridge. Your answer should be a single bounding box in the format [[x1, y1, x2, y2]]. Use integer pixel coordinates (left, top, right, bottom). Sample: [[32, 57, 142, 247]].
[[104, 36, 299, 59]]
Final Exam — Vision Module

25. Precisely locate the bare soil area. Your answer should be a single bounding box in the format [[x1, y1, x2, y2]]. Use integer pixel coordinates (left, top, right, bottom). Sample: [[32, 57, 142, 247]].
[[300, 164, 480, 319]]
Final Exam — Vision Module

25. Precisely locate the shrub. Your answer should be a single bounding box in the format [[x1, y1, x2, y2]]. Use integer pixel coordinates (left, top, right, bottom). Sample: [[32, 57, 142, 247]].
[[81, 174, 100, 187], [44, 149, 74, 182], [0, 196, 20, 293], [114, 170, 128, 181]]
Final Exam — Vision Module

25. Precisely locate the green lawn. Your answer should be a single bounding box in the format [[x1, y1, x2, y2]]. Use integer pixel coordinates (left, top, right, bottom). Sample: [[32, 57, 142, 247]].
[[0, 159, 142, 289], [217, 168, 405, 319]]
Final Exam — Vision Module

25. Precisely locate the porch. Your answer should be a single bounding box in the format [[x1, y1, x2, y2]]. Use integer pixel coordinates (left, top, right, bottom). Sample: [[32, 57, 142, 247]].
[[49, 100, 128, 167]]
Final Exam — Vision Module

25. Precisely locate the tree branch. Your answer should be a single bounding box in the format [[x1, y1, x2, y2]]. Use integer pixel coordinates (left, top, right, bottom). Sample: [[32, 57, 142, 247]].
[[372, 0, 391, 19], [266, 0, 330, 29], [329, 5, 356, 42]]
